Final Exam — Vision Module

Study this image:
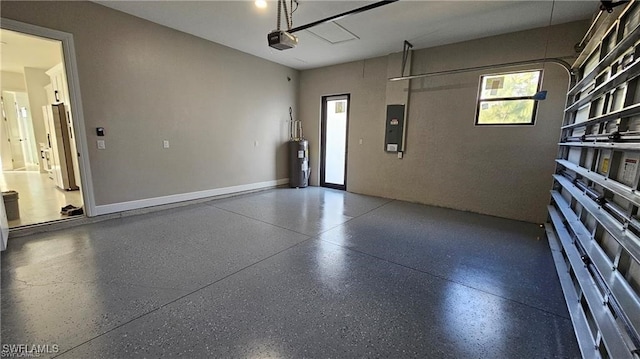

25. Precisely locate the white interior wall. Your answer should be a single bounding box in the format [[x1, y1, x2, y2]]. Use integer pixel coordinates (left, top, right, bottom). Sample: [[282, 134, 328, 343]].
[[0, 71, 26, 92]]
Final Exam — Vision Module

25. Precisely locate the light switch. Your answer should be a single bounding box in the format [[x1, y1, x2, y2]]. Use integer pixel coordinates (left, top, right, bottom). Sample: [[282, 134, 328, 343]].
[[97, 140, 105, 150], [163, 140, 170, 149]]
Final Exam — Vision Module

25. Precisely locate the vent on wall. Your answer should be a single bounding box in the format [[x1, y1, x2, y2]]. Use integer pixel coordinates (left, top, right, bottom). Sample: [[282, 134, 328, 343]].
[[306, 22, 359, 44]]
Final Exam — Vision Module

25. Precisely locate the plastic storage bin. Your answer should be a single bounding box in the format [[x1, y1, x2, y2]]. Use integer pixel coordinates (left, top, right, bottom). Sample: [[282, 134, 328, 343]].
[[2, 191, 19, 221]]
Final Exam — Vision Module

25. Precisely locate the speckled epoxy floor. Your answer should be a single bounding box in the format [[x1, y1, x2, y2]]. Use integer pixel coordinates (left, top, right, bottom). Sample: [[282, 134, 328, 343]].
[[1, 187, 579, 358]]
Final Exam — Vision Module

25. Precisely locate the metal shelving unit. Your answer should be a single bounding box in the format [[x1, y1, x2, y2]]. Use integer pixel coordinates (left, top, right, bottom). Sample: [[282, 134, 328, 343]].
[[547, 2, 640, 358]]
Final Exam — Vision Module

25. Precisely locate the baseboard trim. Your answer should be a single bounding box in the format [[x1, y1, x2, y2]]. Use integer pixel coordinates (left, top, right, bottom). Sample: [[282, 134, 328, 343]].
[[94, 178, 289, 216]]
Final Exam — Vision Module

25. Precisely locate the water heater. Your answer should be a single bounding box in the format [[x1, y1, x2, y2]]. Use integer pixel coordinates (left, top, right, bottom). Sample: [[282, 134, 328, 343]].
[[289, 139, 309, 188]]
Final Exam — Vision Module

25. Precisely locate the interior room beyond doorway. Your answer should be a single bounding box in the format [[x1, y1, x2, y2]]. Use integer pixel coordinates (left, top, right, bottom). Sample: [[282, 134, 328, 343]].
[[0, 28, 84, 228], [0, 170, 81, 227]]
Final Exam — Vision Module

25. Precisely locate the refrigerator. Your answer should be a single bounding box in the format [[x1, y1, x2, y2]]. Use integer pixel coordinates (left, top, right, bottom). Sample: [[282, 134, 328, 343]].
[[42, 103, 78, 191]]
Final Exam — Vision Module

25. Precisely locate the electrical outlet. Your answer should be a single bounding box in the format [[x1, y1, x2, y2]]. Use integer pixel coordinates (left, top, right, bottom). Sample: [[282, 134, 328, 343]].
[[163, 140, 170, 149], [97, 140, 105, 150]]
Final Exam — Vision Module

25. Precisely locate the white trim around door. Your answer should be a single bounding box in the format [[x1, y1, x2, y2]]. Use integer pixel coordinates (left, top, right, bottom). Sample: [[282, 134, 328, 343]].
[[1, 18, 96, 217]]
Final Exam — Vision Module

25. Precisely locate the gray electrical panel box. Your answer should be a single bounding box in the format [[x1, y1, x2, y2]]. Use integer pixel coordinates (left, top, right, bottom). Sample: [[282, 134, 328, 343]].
[[385, 104, 405, 152]]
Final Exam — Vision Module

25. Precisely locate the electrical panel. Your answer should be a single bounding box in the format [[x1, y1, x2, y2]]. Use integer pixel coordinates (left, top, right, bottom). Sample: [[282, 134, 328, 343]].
[[385, 104, 405, 152]]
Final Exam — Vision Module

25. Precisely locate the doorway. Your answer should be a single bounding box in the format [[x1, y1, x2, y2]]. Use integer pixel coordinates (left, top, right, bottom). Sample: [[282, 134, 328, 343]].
[[320, 94, 350, 190], [0, 28, 85, 228]]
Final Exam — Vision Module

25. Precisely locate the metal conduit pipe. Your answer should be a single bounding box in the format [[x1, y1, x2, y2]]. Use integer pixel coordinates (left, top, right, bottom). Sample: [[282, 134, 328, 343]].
[[388, 57, 574, 82]]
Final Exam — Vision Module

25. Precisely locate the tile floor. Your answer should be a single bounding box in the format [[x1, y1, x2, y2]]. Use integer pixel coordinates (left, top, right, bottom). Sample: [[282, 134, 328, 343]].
[[1, 187, 579, 358], [0, 171, 83, 228]]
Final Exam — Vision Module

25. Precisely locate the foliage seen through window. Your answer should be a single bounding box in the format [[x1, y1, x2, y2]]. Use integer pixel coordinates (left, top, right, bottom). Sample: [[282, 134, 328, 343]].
[[476, 70, 541, 125]]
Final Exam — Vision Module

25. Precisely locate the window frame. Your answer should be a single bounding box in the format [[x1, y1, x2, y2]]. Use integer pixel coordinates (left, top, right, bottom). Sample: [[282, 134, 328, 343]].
[[474, 69, 543, 126]]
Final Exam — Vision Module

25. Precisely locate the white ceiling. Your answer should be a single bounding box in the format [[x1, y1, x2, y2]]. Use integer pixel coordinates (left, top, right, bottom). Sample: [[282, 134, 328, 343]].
[[0, 29, 63, 74], [95, 0, 600, 70]]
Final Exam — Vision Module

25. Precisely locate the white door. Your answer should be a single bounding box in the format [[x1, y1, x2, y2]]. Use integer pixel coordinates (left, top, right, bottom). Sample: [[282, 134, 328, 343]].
[[14, 92, 39, 167], [1, 92, 26, 169], [321, 95, 349, 190], [0, 100, 13, 171]]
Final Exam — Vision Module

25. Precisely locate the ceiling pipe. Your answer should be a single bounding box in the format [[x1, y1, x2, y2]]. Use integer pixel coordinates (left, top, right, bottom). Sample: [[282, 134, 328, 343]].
[[388, 57, 574, 82], [288, 0, 399, 34]]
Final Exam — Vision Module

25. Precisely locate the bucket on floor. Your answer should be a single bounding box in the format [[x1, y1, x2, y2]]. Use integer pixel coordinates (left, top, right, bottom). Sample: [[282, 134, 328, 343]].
[[2, 190, 19, 221]]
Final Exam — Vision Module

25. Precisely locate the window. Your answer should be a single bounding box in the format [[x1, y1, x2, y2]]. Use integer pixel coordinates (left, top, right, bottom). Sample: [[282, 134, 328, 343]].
[[475, 70, 542, 125]]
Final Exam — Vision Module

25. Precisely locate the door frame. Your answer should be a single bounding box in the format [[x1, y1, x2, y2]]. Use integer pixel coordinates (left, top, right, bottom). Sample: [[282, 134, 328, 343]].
[[320, 94, 350, 191], [1, 18, 96, 217]]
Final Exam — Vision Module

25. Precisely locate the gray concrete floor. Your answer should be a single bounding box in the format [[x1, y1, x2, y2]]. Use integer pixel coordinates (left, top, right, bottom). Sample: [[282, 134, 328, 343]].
[[1, 187, 578, 358]]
